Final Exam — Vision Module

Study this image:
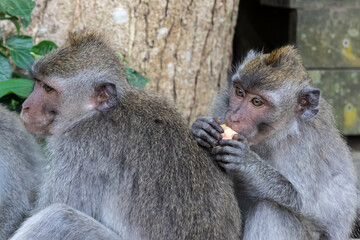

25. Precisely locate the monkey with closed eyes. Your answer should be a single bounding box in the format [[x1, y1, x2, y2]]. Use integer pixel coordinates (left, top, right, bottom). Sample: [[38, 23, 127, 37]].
[[11, 31, 242, 240], [192, 46, 358, 240], [0, 105, 43, 239]]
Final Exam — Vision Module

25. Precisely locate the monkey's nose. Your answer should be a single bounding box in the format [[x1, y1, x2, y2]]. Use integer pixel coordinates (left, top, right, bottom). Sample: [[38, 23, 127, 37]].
[[21, 105, 30, 112], [22, 99, 31, 111], [230, 115, 241, 123]]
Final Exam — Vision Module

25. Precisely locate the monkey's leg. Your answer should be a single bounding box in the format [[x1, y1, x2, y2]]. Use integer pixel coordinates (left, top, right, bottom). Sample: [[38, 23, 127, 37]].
[[243, 200, 318, 240], [10, 203, 120, 240]]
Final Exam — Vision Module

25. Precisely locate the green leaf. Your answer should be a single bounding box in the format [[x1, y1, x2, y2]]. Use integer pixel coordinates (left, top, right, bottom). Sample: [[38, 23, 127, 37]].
[[0, 28, 2, 40], [125, 68, 150, 89], [0, 55, 12, 81], [0, 78, 34, 98], [21, 17, 31, 28], [10, 98, 19, 110], [31, 40, 58, 56], [10, 48, 34, 69], [0, 0, 35, 21], [5, 35, 33, 50]]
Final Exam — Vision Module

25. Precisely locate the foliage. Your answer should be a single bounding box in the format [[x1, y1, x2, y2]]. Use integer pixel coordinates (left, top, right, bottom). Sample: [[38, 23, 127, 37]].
[[116, 53, 150, 88], [0, 0, 57, 110], [0, 0, 150, 112], [125, 68, 150, 89]]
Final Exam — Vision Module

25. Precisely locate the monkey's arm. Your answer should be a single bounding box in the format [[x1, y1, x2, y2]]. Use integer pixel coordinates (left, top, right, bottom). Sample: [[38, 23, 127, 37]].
[[191, 117, 224, 148], [212, 136, 302, 211], [10, 204, 120, 240]]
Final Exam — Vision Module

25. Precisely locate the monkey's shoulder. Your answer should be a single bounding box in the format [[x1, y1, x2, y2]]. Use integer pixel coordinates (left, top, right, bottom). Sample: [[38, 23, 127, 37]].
[[115, 89, 186, 127]]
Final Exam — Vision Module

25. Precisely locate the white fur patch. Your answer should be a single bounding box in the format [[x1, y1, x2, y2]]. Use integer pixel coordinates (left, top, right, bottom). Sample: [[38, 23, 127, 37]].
[[264, 91, 281, 106]]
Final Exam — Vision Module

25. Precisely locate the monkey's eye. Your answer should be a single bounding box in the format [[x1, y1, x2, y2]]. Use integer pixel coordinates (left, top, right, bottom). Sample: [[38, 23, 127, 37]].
[[235, 87, 245, 98], [43, 83, 54, 93], [251, 98, 263, 106]]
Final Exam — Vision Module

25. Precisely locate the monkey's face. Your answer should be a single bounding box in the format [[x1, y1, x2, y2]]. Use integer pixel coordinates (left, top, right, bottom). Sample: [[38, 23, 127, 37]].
[[224, 82, 276, 146], [225, 45, 322, 145], [21, 77, 61, 136]]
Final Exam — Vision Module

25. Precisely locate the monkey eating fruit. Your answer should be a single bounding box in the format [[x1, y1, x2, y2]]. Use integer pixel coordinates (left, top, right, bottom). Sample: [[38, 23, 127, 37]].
[[192, 45, 357, 240]]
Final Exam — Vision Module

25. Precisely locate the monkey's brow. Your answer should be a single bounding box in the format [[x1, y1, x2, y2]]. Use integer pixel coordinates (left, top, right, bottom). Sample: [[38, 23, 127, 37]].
[[233, 79, 256, 92]]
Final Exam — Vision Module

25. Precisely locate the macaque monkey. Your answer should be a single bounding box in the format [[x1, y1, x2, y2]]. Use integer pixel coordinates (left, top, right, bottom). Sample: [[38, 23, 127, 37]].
[[192, 46, 358, 240], [0, 105, 43, 239], [12, 31, 242, 240]]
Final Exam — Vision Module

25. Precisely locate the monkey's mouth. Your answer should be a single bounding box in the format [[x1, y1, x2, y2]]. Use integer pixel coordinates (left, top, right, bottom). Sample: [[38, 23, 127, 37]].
[[23, 120, 52, 134]]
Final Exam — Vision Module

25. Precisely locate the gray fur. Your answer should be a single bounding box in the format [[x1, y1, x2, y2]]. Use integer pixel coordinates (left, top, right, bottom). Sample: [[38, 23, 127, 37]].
[[230, 98, 357, 239], [12, 31, 242, 240], [0, 105, 43, 239], [192, 47, 358, 239], [10, 204, 119, 240]]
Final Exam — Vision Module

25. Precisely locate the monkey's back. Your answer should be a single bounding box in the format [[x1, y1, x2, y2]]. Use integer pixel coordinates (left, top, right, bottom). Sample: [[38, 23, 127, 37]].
[[0, 105, 43, 239], [43, 89, 242, 239]]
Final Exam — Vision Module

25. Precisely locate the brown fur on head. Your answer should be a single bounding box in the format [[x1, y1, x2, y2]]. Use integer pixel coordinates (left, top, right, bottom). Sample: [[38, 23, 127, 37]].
[[31, 31, 125, 79], [239, 45, 309, 91], [266, 45, 301, 67]]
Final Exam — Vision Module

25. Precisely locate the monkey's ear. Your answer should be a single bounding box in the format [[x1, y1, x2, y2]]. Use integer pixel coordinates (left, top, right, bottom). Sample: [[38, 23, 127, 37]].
[[296, 87, 320, 120], [93, 83, 118, 112]]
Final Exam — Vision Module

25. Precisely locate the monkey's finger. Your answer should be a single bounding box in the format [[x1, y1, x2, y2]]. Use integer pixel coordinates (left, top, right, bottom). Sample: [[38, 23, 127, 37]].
[[192, 128, 219, 147], [219, 139, 246, 148], [204, 126, 223, 141], [197, 117, 224, 134], [212, 146, 240, 156], [232, 134, 247, 143], [213, 117, 222, 125], [193, 120, 222, 142], [195, 129, 220, 147], [215, 154, 238, 164], [195, 121, 223, 140], [196, 138, 211, 149], [217, 161, 229, 170], [209, 118, 224, 133]]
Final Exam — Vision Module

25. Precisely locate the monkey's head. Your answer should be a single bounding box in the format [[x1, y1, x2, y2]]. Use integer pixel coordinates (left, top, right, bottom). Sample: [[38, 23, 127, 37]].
[[225, 46, 320, 145], [21, 31, 130, 136]]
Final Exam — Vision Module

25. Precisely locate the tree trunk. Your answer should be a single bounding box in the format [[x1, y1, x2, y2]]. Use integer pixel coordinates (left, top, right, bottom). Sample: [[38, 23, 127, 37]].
[[4, 0, 239, 124]]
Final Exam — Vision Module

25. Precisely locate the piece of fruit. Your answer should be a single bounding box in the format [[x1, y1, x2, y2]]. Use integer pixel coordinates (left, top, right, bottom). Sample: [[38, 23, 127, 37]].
[[220, 124, 238, 140]]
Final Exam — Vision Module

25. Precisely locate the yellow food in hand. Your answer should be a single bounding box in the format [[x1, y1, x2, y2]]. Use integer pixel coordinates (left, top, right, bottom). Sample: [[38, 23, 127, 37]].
[[221, 124, 237, 140]]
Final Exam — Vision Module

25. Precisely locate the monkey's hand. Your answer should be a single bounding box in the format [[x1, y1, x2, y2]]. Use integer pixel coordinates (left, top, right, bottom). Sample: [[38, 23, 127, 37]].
[[213, 135, 302, 211], [211, 134, 254, 171], [191, 117, 224, 149]]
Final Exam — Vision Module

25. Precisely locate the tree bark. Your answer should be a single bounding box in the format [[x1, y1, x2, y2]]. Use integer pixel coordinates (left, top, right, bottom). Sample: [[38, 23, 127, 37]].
[[3, 0, 239, 124]]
